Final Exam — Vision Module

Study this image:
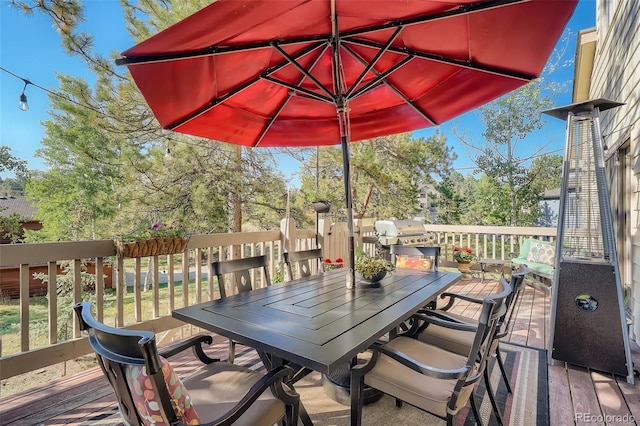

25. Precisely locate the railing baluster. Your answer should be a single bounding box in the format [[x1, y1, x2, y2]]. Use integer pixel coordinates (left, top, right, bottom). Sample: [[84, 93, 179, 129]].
[[20, 264, 29, 352], [73, 259, 82, 338], [48, 261, 57, 345], [195, 248, 202, 304], [152, 255, 160, 318], [116, 256, 125, 327], [134, 258, 142, 323], [207, 247, 214, 301], [182, 248, 189, 306], [95, 257, 104, 322]]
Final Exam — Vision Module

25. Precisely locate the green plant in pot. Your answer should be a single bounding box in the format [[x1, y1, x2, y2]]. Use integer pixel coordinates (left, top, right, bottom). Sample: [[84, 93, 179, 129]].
[[355, 251, 395, 282]]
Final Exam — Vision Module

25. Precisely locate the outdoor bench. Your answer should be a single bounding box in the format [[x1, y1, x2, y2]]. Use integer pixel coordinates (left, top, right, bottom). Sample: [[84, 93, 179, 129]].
[[511, 237, 555, 284]]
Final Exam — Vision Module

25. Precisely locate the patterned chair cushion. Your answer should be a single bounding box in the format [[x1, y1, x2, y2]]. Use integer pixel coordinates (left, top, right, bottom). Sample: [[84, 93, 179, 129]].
[[126, 357, 200, 425], [396, 254, 433, 271], [526, 240, 556, 267]]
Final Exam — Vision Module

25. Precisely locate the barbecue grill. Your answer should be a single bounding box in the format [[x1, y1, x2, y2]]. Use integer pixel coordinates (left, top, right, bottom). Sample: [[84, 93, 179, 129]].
[[374, 220, 434, 247]]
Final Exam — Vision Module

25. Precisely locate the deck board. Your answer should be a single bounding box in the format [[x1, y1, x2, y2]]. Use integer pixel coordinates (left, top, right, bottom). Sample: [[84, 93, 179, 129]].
[[2, 276, 640, 426], [592, 370, 634, 424], [568, 365, 606, 426], [548, 364, 575, 425]]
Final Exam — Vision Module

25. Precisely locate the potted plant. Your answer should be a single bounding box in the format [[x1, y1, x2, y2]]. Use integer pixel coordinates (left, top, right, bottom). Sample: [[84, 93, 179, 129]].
[[115, 219, 189, 258], [355, 252, 395, 283], [453, 246, 475, 273]]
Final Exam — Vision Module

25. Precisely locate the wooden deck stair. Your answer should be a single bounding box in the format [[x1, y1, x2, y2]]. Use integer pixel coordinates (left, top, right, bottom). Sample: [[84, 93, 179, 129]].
[[1, 275, 640, 425]]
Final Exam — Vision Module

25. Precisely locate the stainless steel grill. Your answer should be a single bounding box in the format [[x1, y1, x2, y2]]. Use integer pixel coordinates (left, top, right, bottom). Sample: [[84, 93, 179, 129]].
[[374, 220, 433, 247]]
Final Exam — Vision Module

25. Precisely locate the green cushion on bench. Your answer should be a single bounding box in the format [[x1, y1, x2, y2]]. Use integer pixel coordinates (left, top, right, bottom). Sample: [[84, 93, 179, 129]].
[[512, 238, 556, 279], [512, 258, 554, 277]]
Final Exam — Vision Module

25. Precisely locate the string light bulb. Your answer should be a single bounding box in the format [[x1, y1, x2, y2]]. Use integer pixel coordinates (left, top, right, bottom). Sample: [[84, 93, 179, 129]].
[[19, 79, 31, 111]]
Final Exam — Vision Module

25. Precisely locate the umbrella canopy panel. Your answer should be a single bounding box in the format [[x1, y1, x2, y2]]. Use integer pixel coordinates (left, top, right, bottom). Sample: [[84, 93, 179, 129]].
[[118, 0, 578, 147]]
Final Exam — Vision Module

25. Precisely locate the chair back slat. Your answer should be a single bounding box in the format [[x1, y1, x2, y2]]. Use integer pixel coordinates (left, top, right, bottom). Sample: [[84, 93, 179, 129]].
[[463, 277, 512, 386], [212, 255, 271, 298], [496, 264, 529, 339], [283, 249, 323, 280]]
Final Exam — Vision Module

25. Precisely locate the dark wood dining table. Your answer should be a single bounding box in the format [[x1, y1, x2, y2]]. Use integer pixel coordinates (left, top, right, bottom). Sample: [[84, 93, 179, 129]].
[[172, 267, 460, 424]]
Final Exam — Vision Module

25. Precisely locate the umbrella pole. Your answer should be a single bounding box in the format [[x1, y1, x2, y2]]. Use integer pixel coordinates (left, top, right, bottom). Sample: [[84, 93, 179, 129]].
[[339, 119, 356, 290]]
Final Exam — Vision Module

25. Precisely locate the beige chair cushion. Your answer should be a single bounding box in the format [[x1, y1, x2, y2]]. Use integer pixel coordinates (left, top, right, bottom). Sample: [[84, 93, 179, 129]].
[[417, 312, 476, 356], [183, 362, 285, 426], [364, 337, 474, 418]]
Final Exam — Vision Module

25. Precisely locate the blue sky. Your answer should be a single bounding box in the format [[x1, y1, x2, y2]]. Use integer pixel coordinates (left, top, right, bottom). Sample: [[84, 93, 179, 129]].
[[1, 0, 596, 183]]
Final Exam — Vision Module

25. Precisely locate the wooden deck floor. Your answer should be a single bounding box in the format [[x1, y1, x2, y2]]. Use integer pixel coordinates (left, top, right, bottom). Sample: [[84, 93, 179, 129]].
[[2, 275, 640, 425]]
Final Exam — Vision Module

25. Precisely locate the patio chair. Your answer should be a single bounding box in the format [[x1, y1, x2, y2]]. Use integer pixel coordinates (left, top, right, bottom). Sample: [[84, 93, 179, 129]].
[[411, 265, 530, 424], [73, 302, 299, 426], [350, 278, 511, 426], [390, 245, 440, 271], [283, 248, 323, 280], [212, 255, 271, 362]]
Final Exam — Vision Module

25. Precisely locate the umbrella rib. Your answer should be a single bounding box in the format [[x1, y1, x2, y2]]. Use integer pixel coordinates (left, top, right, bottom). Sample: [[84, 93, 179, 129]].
[[348, 55, 414, 101], [164, 41, 327, 131], [271, 42, 335, 100], [344, 25, 403, 99], [342, 44, 438, 127], [346, 37, 535, 82], [340, 0, 527, 38], [261, 75, 334, 104], [115, 35, 330, 66], [254, 45, 330, 147]]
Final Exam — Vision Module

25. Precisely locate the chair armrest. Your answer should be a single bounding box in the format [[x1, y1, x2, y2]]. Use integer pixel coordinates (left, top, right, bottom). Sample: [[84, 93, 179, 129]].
[[370, 341, 468, 380], [202, 365, 299, 426], [159, 335, 220, 364], [439, 292, 483, 311], [412, 311, 478, 333]]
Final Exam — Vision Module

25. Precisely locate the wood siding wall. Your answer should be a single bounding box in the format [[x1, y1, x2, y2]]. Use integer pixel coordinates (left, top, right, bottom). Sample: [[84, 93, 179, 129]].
[[591, 0, 640, 337]]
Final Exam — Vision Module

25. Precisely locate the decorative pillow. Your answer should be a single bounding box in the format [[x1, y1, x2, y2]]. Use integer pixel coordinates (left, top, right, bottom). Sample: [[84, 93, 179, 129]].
[[126, 357, 200, 425], [396, 254, 433, 271], [526, 240, 556, 267]]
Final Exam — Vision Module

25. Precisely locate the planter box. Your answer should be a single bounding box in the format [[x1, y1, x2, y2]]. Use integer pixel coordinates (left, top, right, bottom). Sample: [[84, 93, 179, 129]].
[[115, 237, 189, 258]]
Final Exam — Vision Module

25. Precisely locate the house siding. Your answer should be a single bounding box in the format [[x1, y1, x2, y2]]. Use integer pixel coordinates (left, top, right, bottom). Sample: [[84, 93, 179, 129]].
[[590, 0, 640, 337]]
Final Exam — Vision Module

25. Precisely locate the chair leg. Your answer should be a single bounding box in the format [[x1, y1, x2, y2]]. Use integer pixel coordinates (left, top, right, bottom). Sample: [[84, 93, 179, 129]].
[[228, 339, 236, 363], [469, 393, 482, 426], [395, 398, 403, 408], [350, 372, 365, 426], [495, 344, 513, 394], [484, 367, 504, 426]]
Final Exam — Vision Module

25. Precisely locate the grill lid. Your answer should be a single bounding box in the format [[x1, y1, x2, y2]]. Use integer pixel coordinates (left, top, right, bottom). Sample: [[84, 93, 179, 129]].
[[374, 220, 426, 237]]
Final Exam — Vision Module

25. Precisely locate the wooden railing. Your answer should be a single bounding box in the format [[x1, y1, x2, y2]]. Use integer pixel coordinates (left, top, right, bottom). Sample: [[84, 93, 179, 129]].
[[357, 224, 556, 265], [0, 225, 316, 380], [0, 221, 555, 382]]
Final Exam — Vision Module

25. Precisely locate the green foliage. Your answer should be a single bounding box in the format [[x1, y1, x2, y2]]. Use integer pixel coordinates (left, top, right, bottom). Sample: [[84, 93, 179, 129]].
[[117, 219, 186, 242], [32, 260, 105, 341], [299, 132, 454, 222], [0, 213, 23, 243], [453, 246, 475, 262], [0, 145, 27, 177], [13, 0, 292, 241], [354, 252, 395, 279]]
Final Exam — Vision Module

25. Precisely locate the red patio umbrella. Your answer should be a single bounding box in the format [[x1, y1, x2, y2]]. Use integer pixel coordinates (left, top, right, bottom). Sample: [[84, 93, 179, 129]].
[[116, 0, 577, 287]]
